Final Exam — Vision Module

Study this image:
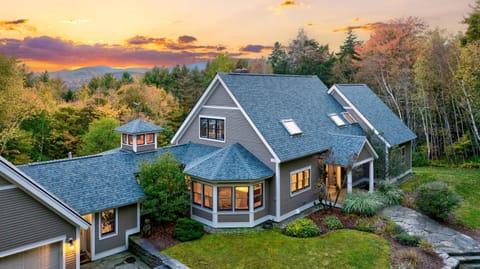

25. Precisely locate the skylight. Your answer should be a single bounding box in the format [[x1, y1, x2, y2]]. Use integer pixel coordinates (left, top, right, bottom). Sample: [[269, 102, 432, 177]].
[[281, 119, 303, 135], [329, 114, 346, 127], [342, 112, 357, 124]]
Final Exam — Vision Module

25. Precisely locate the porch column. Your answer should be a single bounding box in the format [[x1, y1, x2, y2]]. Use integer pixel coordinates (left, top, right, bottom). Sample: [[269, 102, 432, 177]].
[[369, 161, 374, 193], [347, 169, 353, 193]]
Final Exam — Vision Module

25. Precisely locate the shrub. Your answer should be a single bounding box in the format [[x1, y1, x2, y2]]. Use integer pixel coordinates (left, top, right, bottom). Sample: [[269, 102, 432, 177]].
[[415, 182, 461, 220], [418, 239, 436, 255], [174, 218, 204, 242], [377, 180, 403, 206], [284, 218, 321, 238], [398, 249, 420, 268], [395, 232, 420, 246], [342, 191, 385, 216], [355, 218, 375, 233], [394, 224, 404, 235], [322, 216, 343, 230], [375, 219, 395, 236]]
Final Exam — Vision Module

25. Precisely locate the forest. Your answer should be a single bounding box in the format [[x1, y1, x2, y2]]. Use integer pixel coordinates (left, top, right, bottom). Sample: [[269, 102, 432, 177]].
[[1, 3, 479, 167]]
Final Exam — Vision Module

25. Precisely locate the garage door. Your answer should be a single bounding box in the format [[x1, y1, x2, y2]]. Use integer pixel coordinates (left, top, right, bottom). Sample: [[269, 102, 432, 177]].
[[0, 242, 62, 269]]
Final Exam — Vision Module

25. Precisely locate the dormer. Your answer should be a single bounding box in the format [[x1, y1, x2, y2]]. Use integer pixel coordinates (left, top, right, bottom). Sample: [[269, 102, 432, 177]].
[[114, 119, 163, 153]]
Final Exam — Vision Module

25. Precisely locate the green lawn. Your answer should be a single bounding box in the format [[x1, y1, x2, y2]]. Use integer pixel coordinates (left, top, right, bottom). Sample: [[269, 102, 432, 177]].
[[401, 167, 480, 229], [163, 229, 390, 269]]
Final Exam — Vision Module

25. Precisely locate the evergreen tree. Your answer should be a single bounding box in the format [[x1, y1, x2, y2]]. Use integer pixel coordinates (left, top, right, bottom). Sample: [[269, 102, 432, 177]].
[[462, 0, 480, 45]]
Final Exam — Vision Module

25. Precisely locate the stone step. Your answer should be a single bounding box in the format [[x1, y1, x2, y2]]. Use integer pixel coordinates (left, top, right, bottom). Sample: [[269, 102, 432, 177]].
[[459, 263, 480, 269], [456, 255, 480, 263], [449, 252, 480, 257]]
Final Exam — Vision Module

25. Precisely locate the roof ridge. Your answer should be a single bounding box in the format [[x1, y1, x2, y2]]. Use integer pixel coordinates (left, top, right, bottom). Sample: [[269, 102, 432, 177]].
[[220, 72, 317, 78], [20, 154, 103, 167], [335, 83, 367, 86]]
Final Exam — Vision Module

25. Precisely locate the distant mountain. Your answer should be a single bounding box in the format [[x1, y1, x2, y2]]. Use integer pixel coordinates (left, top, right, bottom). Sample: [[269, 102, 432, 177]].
[[49, 62, 208, 90]]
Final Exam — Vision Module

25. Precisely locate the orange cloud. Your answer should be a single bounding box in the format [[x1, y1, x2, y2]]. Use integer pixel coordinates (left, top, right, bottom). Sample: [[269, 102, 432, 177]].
[[306, 23, 314, 27], [280, 0, 296, 6], [352, 17, 360, 22], [126, 35, 224, 52], [332, 22, 384, 33], [0, 19, 36, 32]]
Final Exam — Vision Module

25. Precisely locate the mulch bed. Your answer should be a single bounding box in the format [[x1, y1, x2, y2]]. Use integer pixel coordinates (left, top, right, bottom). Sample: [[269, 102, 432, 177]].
[[146, 222, 180, 251]]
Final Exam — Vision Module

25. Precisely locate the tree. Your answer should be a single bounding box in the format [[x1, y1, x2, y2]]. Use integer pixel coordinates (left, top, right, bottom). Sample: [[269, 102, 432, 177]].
[[138, 153, 190, 223], [80, 117, 120, 155], [204, 53, 235, 82], [333, 30, 362, 83], [268, 29, 335, 85], [461, 0, 480, 45]]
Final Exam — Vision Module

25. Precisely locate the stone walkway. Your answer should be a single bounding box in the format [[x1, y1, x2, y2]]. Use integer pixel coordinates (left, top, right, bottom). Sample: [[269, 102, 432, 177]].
[[381, 206, 480, 268]]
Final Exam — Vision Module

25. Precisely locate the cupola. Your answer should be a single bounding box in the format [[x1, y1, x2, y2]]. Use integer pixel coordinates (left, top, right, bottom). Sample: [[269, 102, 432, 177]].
[[114, 119, 163, 153]]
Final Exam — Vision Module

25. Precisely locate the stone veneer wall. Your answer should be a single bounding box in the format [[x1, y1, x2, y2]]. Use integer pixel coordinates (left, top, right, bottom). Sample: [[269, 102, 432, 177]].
[[129, 236, 190, 269]]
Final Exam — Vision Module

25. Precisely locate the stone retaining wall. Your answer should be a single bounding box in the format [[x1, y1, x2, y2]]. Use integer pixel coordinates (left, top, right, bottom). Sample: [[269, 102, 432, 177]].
[[129, 236, 190, 269]]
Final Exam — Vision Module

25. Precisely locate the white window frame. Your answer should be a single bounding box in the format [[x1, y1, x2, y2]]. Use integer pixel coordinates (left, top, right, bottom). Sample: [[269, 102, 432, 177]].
[[198, 115, 226, 143], [329, 113, 346, 127], [290, 166, 312, 196], [341, 112, 357, 124], [281, 119, 303, 136], [98, 208, 118, 240], [253, 183, 264, 210]]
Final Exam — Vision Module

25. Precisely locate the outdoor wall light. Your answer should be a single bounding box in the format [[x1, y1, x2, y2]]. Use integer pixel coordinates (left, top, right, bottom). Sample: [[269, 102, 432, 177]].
[[68, 237, 74, 250]]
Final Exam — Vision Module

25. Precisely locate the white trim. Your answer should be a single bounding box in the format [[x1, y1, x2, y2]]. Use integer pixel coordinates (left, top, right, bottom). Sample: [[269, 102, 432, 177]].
[[352, 157, 375, 168], [364, 139, 379, 159], [98, 208, 118, 240], [275, 161, 280, 221], [91, 245, 127, 261], [202, 105, 240, 110], [0, 235, 65, 262], [192, 214, 274, 228], [249, 185, 254, 226], [198, 115, 226, 143], [0, 157, 89, 229], [328, 85, 391, 148], [75, 226, 80, 269], [277, 201, 316, 222], [90, 213, 96, 261], [0, 185, 16, 191], [289, 166, 312, 197], [347, 170, 353, 193], [390, 168, 412, 182]]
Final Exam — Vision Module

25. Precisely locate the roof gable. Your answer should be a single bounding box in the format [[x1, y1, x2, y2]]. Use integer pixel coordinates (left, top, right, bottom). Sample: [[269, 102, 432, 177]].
[[331, 84, 416, 146], [0, 156, 89, 229]]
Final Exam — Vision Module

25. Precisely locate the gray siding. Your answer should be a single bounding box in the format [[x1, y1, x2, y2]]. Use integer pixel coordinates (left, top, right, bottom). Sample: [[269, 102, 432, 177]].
[[137, 144, 155, 152], [204, 84, 236, 107], [218, 214, 249, 223], [0, 175, 10, 186], [192, 207, 212, 221], [178, 108, 274, 170], [357, 144, 373, 163], [0, 188, 77, 268], [279, 155, 321, 215], [121, 144, 133, 151], [94, 203, 137, 254], [254, 208, 268, 220]]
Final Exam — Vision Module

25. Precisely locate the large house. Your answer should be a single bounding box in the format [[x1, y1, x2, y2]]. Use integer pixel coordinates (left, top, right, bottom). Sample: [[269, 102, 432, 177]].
[[0, 73, 415, 268]]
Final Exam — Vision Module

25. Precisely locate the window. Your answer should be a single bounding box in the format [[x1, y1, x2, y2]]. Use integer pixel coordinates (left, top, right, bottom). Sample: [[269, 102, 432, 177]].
[[100, 209, 116, 237], [122, 134, 127, 144], [235, 186, 249, 210], [329, 114, 346, 127], [200, 117, 225, 141], [341, 112, 357, 124], [291, 167, 311, 194], [193, 182, 202, 205], [218, 187, 232, 210], [281, 119, 302, 135], [128, 135, 134, 145], [137, 134, 145, 145], [203, 185, 213, 209], [146, 133, 154, 144], [254, 184, 263, 208]]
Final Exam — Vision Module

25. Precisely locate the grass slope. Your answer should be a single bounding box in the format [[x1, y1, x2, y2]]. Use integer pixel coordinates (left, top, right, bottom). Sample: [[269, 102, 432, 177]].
[[163, 229, 390, 269], [401, 167, 480, 229]]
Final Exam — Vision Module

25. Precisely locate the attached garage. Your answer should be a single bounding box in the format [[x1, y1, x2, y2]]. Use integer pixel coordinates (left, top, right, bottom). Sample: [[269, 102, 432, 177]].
[[0, 242, 62, 269]]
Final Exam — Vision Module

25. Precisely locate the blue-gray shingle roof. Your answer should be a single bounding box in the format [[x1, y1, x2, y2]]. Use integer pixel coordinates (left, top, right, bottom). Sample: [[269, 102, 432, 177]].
[[333, 84, 416, 146], [184, 143, 274, 181], [19, 143, 219, 214], [217, 73, 366, 162], [115, 118, 163, 134], [326, 134, 370, 166]]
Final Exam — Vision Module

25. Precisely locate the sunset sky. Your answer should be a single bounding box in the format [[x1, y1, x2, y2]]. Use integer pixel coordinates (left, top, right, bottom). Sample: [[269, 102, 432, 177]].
[[0, 0, 473, 71]]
